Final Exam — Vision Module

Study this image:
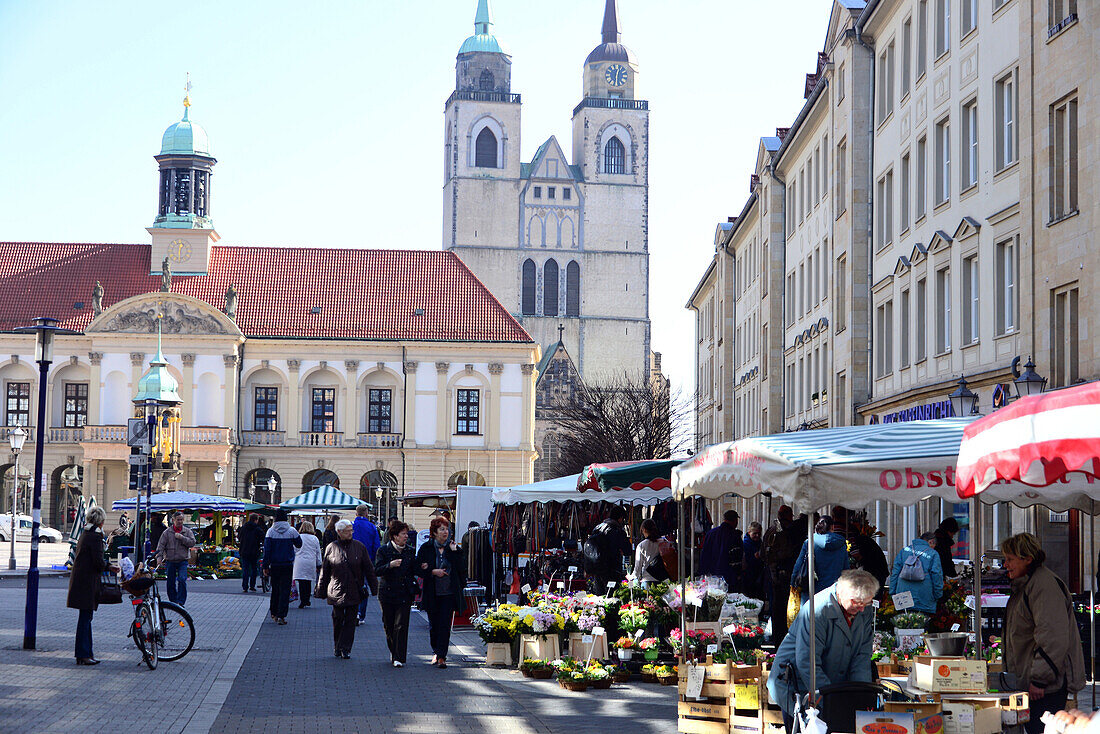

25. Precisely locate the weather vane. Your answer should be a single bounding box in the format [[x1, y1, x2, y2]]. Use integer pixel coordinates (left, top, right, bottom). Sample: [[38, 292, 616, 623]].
[[183, 72, 192, 109]]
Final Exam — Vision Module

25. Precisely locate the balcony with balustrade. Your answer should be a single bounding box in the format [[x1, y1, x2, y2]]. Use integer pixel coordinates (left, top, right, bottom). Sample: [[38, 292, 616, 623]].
[[299, 432, 343, 448], [240, 431, 286, 447], [356, 433, 400, 449]]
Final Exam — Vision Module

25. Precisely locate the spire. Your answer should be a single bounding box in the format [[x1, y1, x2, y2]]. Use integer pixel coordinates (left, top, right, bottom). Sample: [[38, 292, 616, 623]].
[[601, 0, 621, 44], [474, 0, 493, 35], [182, 72, 192, 121]]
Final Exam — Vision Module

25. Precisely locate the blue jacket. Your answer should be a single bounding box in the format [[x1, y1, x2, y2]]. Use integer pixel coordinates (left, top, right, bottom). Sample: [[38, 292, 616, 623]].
[[766, 584, 875, 716], [888, 537, 943, 613], [352, 517, 381, 562], [262, 522, 302, 570], [792, 532, 849, 603]]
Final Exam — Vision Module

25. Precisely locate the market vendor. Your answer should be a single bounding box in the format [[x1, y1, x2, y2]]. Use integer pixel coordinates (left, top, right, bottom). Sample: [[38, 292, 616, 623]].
[[766, 569, 878, 731]]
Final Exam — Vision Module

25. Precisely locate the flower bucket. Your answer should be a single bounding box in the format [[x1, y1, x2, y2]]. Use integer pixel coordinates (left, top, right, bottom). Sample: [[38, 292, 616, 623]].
[[485, 642, 512, 667], [617, 648, 634, 662], [644, 649, 659, 661]]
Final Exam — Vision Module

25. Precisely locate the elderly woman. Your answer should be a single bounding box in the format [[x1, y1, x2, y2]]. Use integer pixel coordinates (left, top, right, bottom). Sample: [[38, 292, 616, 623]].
[[375, 520, 418, 667], [767, 569, 878, 730], [416, 516, 466, 668], [67, 506, 117, 665], [292, 520, 323, 609], [318, 519, 377, 659], [1001, 533, 1085, 734]]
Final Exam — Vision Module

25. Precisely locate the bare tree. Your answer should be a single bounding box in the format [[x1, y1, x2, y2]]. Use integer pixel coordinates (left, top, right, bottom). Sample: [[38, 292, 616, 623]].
[[546, 371, 693, 476]]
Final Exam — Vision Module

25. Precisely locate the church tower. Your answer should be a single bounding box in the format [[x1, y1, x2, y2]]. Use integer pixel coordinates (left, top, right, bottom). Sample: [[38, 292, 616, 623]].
[[148, 78, 220, 275], [444, 0, 651, 382]]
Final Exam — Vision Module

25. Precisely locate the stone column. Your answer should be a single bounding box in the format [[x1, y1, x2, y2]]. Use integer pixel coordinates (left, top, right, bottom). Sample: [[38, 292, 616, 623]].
[[488, 363, 503, 449], [435, 362, 450, 448], [520, 364, 535, 451], [402, 361, 418, 448], [286, 360, 301, 443], [130, 353, 145, 401], [344, 360, 359, 443], [87, 353, 102, 426], [222, 354, 238, 430], [181, 354, 196, 425]]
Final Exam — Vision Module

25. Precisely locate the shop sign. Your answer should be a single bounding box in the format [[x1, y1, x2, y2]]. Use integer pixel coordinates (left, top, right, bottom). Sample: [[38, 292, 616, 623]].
[[881, 400, 955, 424]]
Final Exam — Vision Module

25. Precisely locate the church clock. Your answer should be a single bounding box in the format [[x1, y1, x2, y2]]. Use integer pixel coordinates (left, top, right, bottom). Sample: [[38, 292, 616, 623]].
[[167, 238, 193, 264], [604, 64, 628, 87]]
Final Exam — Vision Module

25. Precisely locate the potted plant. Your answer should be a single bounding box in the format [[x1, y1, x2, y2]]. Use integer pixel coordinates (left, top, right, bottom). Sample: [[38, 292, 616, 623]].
[[610, 664, 632, 683], [638, 637, 660, 661], [521, 658, 553, 679], [640, 663, 658, 683], [618, 603, 650, 636], [613, 636, 636, 661], [556, 662, 589, 692], [477, 607, 519, 667], [587, 665, 613, 690], [892, 612, 929, 653], [655, 663, 678, 685]]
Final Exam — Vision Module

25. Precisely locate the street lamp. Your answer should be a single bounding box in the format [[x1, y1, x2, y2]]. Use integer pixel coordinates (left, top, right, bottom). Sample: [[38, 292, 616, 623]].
[[1013, 357, 1048, 399], [267, 475, 278, 503], [949, 376, 981, 418], [13, 316, 76, 650], [214, 465, 226, 495], [8, 426, 26, 570]]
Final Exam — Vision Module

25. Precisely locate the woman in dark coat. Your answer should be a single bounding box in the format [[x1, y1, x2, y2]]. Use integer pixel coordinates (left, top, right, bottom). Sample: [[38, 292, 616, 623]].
[[67, 506, 116, 665], [416, 516, 466, 668], [318, 519, 377, 659], [375, 520, 418, 667]]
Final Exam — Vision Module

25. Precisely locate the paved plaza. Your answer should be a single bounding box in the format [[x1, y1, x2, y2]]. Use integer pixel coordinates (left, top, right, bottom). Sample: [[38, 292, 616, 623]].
[[0, 576, 676, 734]]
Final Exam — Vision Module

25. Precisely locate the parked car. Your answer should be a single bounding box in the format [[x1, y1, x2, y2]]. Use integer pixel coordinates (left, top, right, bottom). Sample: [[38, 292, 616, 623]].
[[0, 514, 64, 543]]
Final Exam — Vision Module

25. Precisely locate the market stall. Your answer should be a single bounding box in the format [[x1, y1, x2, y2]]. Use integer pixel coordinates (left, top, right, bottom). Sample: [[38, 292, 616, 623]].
[[279, 484, 360, 511]]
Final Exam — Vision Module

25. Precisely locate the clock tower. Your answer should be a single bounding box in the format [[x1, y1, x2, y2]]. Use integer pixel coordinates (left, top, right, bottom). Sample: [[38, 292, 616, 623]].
[[148, 80, 219, 275]]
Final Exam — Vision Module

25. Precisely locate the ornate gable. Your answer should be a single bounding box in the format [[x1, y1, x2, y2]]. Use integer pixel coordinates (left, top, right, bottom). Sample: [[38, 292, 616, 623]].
[[909, 242, 929, 264], [88, 293, 241, 336], [893, 256, 912, 277]]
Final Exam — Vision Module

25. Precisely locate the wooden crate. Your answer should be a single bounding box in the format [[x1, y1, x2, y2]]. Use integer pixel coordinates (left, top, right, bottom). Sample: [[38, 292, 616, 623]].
[[678, 700, 731, 734], [567, 632, 609, 660], [517, 634, 560, 667], [678, 662, 735, 700]]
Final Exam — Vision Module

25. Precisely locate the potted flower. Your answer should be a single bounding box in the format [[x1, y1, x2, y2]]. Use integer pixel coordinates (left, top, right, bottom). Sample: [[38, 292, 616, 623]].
[[892, 612, 929, 653], [640, 663, 658, 683], [520, 658, 553, 679], [618, 603, 650, 636], [556, 662, 589, 692], [613, 636, 636, 661], [655, 663, 678, 685], [610, 664, 631, 683], [587, 665, 613, 690], [638, 637, 660, 661], [477, 606, 519, 667]]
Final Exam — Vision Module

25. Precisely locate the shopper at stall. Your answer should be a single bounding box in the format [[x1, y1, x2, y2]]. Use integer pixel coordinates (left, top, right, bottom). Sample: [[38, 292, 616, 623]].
[[584, 506, 633, 592], [293, 521, 323, 609], [700, 510, 744, 591], [238, 512, 265, 593], [934, 517, 960, 578], [763, 505, 800, 643], [375, 520, 417, 667], [631, 519, 666, 582], [322, 515, 339, 549], [767, 569, 878, 730], [849, 532, 890, 593], [67, 506, 118, 666], [888, 531, 943, 614], [156, 511, 196, 606], [318, 519, 378, 659], [1001, 532, 1085, 734], [353, 504, 382, 626], [791, 516, 848, 604], [262, 508, 302, 625], [416, 516, 466, 668], [742, 521, 766, 600]]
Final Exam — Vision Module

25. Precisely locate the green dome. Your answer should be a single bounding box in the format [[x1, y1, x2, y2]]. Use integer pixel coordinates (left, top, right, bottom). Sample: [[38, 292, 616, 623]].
[[459, 33, 506, 54], [134, 346, 182, 404], [160, 109, 211, 156]]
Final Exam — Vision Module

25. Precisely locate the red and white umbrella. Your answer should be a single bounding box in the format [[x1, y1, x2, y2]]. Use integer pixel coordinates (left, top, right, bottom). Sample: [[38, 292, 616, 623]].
[[956, 381, 1100, 500]]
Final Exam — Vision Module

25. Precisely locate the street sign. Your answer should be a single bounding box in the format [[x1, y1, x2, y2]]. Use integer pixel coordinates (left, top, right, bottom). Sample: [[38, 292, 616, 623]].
[[127, 454, 149, 466], [127, 418, 150, 447]]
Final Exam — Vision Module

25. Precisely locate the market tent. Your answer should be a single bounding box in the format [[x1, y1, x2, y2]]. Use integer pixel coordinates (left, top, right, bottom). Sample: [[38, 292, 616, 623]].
[[492, 473, 672, 506], [280, 484, 361, 511], [576, 459, 682, 493], [112, 491, 248, 512], [400, 489, 456, 508]]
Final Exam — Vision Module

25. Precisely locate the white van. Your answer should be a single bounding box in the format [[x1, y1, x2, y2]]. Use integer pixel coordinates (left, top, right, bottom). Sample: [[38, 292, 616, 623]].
[[0, 514, 64, 543]]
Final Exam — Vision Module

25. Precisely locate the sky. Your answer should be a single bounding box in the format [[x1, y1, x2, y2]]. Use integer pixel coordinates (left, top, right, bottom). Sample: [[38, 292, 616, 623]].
[[0, 0, 835, 398]]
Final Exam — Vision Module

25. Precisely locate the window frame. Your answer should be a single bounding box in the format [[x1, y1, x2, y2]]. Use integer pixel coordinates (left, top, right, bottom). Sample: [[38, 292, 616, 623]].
[[961, 98, 979, 191], [995, 71, 1019, 171], [456, 388, 481, 435], [63, 382, 88, 429], [602, 136, 626, 175], [5, 382, 29, 427], [962, 254, 980, 345], [253, 386, 278, 431], [367, 388, 393, 434], [310, 387, 336, 433], [1048, 94, 1079, 222], [995, 237, 1018, 335], [935, 117, 951, 206]]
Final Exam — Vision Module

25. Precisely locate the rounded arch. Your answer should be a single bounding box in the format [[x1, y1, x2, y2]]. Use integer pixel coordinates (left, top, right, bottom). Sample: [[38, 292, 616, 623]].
[[244, 365, 290, 432], [596, 121, 633, 175], [102, 370, 130, 425], [447, 471, 485, 489], [244, 467, 282, 505], [50, 464, 83, 533], [566, 260, 581, 317], [359, 366, 402, 435], [543, 259, 560, 317], [360, 469, 398, 501], [300, 365, 345, 434], [521, 259, 537, 315], [302, 468, 339, 494], [47, 360, 90, 428], [467, 115, 506, 170], [86, 292, 242, 337], [0, 462, 31, 515]]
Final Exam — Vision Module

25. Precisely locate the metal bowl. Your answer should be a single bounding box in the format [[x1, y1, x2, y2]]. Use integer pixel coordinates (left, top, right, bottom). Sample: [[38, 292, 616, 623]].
[[924, 632, 968, 656]]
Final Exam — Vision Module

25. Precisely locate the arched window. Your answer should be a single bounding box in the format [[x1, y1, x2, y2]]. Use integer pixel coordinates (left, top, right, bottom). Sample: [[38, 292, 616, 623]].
[[566, 261, 580, 316], [302, 468, 339, 493], [603, 136, 626, 174], [447, 471, 486, 489], [521, 259, 537, 315], [544, 259, 559, 317], [475, 127, 498, 168], [479, 69, 495, 91], [244, 468, 282, 505]]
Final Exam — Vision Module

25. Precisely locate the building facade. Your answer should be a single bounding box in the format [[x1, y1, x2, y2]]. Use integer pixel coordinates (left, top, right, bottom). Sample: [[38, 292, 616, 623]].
[[442, 0, 652, 383]]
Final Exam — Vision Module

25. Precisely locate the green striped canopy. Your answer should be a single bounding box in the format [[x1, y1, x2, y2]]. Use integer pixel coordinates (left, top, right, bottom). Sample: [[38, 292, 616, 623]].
[[280, 484, 361, 510]]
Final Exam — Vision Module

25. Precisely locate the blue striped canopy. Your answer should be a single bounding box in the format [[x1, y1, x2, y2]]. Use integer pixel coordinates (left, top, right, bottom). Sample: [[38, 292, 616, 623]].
[[280, 484, 361, 510], [112, 491, 248, 512]]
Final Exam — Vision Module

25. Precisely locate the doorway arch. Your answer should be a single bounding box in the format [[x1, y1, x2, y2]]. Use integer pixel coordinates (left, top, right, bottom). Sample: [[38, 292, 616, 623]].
[[50, 465, 83, 533], [244, 468, 282, 505]]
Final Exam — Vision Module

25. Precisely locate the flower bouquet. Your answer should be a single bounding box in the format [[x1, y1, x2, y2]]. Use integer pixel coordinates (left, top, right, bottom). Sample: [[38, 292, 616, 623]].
[[638, 636, 660, 661], [670, 626, 717, 656], [613, 636, 635, 661], [618, 603, 650, 634], [725, 623, 766, 649]]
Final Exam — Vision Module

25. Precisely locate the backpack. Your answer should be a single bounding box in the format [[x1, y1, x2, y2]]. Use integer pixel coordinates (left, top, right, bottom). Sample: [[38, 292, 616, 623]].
[[583, 528, 607, 573], [899, 547, 926, 582]]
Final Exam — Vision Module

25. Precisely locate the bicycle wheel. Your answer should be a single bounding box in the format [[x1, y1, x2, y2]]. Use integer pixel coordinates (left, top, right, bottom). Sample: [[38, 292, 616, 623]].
[[157, 601, 195, 661], [134, 603, 158, 670]]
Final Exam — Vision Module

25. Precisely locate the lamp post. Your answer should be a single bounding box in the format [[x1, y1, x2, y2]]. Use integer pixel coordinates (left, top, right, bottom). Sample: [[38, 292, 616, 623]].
[[267, 476, 278, 504], [1013, 357, 1048, 399], [949, 376, 981, 418], [14, 317, 76, 650], [8, 426, 26, 570], [214, 465, 226, 495]]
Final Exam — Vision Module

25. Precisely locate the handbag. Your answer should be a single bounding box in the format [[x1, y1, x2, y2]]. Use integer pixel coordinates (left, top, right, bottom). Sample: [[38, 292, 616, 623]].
[[98, 571, 123, 605], [644, 548, 670, 581]]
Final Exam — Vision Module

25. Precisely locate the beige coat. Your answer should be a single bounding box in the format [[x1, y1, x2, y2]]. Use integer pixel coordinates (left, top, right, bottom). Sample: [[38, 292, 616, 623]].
[[156, 525, 196, 563], [1004, 565, 1085, 695]]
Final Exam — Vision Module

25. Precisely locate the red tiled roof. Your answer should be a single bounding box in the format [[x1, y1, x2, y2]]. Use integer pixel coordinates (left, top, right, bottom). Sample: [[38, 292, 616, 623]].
[[0, 243, 533, 343]]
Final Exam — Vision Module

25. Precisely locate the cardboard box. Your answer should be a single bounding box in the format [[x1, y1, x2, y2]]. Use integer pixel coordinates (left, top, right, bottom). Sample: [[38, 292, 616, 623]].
[[856, 711, 916, 734], [884, 702, 945, 734], [914, 657, 988, 693], [941, 701, 1001, 734]]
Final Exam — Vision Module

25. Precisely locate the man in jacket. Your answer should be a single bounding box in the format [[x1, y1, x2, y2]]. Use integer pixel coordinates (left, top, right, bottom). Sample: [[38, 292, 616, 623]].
[[762, 505, 800, 643], [319, 519, 378, 658], [263, 509, 302, 625], [935, 518, 960, 578], [586, 506, 632, 593], [700, 510, 744, 592], [352, 505, 381, 624], [888, 532, 943, 614], [156, 511, 196, 606], [767, 570, 879, 731], [237, 513, 265, 593]]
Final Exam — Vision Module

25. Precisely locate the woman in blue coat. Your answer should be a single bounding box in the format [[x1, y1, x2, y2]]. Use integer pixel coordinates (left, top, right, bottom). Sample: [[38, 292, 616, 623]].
[[791, 517, 849, 604], [767, 570, 879, 726]]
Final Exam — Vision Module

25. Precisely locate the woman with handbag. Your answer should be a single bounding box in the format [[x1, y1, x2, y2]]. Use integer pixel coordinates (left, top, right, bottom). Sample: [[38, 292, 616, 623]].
[[416, 517, 465, 668], [66, 506, 118, 666], [375, 520, 417, 667], [631, 519, 667, 583]]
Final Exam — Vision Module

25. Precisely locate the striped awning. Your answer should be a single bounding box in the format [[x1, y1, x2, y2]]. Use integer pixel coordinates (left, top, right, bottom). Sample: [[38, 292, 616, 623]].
[[280, 484, 361, 510], [112, 491, 248, 512], [673, 417, 1099, 511], [576, 459, 681, 493]]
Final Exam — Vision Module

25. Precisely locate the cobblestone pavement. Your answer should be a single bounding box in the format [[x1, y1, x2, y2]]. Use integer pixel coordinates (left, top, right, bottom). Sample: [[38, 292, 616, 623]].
[[0, 576, 267, 734]]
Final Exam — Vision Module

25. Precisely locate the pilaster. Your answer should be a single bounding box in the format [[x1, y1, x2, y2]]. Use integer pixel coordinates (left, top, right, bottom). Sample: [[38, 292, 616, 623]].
[[222, 354, 238, 429], [344, 360, 359, 441], [130, 353, 145, 399], [403, 361, 418, 448], [520, 363, 535, 450], [488, 363, 503, 449], [88, 353, 102, 425], [181, 354, 196, 425], [287, 360, 301, 441], [435, 362, 450, 447]]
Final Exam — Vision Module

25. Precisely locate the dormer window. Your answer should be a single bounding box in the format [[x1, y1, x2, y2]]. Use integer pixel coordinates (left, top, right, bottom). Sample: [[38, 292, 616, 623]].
[[534, 186, 542, 199]]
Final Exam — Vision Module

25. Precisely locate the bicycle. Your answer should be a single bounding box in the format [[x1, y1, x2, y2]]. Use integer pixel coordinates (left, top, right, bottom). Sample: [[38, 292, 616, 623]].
[[125, 564, 196, 670]]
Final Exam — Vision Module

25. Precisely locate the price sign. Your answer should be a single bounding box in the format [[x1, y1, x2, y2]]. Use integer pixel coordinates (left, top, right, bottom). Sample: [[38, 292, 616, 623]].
[[690, 596, 704, 608], [706, 643, 719, 654], [567, 566, 578, 574], [872, 600, 881, 608], [582, 635, 594, 645], [521, 584, 531, 594], [685, 665, 706, 699], [951, 623, 961, 632], [722, 623, 739, 635], [606, 581, 616, 590], [891, 591, 914, 611], [556, 581, 565, 590], [592, 626, 605, 637], [634, 629, 644, 639]]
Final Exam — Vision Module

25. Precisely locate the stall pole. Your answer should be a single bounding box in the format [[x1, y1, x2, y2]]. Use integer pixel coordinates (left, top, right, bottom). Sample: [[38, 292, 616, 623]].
[[807, 510, 816, 698], [1091, 509, 1096, 708], [678, 492, 687, 665], [690, 496, 696, 580], [972, 498, 983, 659]]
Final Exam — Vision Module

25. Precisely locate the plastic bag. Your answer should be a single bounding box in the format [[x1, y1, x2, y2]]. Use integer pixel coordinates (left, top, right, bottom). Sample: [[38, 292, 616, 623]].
[[802, 708, 828, 734], [787, 586, 802, 628], [289, 584, 299, 603]]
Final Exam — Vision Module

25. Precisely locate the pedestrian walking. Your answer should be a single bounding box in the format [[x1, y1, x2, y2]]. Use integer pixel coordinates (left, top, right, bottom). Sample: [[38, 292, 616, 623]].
[[318, 519, 378, 658], [352, 504, 381, 625], [631, 518, 666, 583], [293, 520, 323, 608], [263, 508, 302, 625], [791, 516, 848, 605], [155, 511, 196, 606], [67, 506, 117, 666], [322, 515, 338, 549], [375, 520, 417, 667], [237, 512, 265, 593], [416, 516, 466, 668], [888, 531, 943, 614]]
